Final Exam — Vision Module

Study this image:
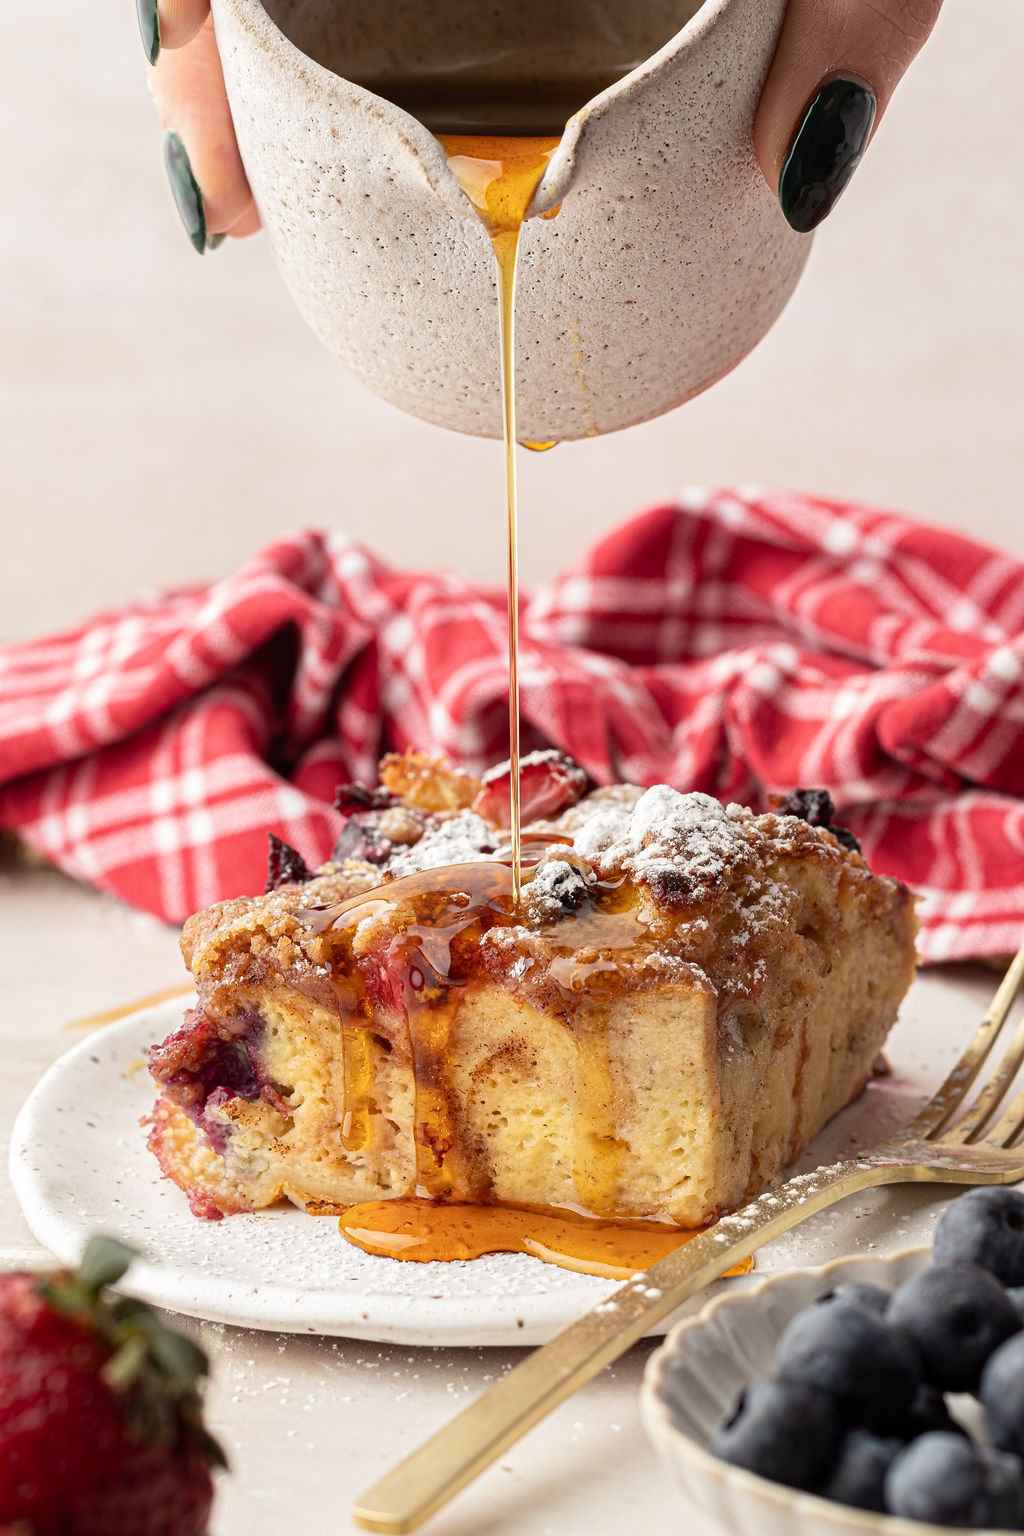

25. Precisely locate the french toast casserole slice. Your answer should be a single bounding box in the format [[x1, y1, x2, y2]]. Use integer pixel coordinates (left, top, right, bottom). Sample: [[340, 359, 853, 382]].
[[147, 752, 918, 1228]]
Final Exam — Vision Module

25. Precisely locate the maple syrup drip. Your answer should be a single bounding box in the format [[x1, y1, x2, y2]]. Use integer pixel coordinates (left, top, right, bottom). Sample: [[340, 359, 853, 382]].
[[300, 860, 515, 929], [438, 135, 559, 909], [339, 1197, 755, 1283], [491, 828, 577, 860], [521, 439, 558, 452], [336, 974, 376, 1154], [300, 864, 754, 1277], [322, 863, 517, 1201]]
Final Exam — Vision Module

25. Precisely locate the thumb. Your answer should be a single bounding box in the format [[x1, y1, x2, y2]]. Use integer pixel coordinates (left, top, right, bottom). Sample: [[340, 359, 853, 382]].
[[754, 0, 944, 232], [151, 16, 257, 243], [136, 0, 210, 62]]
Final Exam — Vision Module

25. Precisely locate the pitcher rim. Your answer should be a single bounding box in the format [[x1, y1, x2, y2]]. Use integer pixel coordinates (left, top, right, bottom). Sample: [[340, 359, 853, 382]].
[[209, 0, 738, 222]]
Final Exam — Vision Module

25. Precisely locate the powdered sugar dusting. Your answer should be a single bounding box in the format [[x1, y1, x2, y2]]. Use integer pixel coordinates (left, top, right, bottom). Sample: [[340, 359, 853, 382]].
[[569, 807, 634, 861], [628, 787, 739, 880], [572, 784, 761, 898], [351, 781, 811, 931], [388, 813, 496, 876]]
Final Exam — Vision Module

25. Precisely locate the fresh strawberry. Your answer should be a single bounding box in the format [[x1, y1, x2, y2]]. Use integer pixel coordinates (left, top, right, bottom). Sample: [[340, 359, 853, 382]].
[[472, 750, 589, 829], [0, 1237, 224, 1536]]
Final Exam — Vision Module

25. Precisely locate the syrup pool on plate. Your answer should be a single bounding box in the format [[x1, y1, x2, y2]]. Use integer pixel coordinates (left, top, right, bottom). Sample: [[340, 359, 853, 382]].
[[339, 1197, 754, 1283]]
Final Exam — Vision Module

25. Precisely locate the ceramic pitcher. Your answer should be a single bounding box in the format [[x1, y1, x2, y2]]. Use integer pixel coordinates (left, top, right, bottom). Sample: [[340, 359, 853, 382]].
[[208, 0, 809, 441]]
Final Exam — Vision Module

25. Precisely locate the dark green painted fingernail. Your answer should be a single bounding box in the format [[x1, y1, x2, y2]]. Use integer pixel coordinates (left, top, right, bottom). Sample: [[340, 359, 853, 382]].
[[164, 131, 207, 254], [136, 0, 160, 65], [778, 77, 877, 234], [206, 232, 227, 250]]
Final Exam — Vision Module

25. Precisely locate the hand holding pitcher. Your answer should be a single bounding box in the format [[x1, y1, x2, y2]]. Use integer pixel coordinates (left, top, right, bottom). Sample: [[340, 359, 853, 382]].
[[138, 0, 943, 441]]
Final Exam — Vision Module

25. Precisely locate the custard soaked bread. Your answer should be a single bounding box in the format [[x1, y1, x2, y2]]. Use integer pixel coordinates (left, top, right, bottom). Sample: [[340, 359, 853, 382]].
[[148, 753, 918, 1227]]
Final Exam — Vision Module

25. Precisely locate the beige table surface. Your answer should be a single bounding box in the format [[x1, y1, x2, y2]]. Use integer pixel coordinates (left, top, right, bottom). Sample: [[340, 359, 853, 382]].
[[2, 0, 1024, 1531]]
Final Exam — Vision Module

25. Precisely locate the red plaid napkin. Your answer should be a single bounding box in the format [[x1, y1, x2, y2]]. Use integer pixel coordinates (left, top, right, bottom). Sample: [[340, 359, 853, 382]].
[[2, 489, 1022, 963]]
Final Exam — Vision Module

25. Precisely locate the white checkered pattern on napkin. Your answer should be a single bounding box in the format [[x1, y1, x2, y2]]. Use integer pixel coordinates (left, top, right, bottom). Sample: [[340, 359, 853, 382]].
[[2, 490, 1022, 962]]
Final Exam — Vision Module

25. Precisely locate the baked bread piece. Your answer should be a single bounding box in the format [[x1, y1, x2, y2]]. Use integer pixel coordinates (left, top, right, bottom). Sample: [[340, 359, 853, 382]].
[[147, 753, 918, 1227]]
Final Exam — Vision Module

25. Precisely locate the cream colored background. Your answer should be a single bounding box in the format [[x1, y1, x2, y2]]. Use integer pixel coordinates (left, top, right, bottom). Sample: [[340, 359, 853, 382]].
[[1, 1, 1022, 644], [1, 10, 1024, 1535]]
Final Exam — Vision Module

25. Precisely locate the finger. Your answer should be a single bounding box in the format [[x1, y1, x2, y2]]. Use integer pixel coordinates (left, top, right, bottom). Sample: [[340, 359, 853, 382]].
[[204, 200, 260, 249], [222, 200, 262, 240], [754, 0, 944, 231], [160, 0, 211, 51], [151, 16, 256, 245], [136, 0, 209, 63]]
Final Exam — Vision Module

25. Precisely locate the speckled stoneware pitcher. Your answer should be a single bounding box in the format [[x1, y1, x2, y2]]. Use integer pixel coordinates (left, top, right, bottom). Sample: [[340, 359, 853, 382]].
[[208, 0, 810, 441]]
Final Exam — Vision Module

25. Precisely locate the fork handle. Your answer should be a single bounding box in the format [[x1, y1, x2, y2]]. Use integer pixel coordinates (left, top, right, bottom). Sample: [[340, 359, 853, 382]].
[[351, 1156, 886, 1533]]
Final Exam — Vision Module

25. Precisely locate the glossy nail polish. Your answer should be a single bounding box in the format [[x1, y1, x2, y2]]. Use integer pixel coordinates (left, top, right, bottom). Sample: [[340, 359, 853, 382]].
[[778, 77, 877, 234], [136, 0, 160, 65], [164, 132, 207, 254]]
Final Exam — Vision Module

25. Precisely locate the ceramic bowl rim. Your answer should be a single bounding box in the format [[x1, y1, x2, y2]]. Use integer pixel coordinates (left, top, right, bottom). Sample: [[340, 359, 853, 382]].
[[642, 1245, 1022, 1536], [208, 0, 743, 214]]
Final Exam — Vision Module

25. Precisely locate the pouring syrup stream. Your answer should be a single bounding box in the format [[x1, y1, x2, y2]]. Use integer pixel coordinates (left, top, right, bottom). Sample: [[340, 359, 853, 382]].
[[319, 133, 753, 1280], [437, 135, 558, 906]]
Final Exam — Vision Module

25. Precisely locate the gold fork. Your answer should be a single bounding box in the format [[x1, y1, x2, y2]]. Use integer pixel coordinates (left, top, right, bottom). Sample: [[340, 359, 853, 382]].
[[352, 942, 1024, 1533]]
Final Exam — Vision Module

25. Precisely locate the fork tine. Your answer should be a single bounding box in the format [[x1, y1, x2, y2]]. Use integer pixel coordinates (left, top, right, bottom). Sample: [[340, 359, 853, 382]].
[[913, 942, 1024, 1140], [946, 1006, 1024, 1145], [979, 1080, 1024, 1150]]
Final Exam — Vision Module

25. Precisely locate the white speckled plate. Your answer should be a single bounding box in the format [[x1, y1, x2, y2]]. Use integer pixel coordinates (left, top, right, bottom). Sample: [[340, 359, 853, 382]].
[[9, 1000, 681, 1346], [10, 968, 962, 1346]]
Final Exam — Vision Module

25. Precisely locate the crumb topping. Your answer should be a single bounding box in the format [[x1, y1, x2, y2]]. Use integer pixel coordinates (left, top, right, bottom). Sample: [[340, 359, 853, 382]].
[[180, 753, 899, 1018], [379, 752, 481, 812]]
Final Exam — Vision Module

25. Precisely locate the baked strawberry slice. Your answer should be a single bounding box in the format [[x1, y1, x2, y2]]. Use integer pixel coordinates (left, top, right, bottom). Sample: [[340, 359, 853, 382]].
[[472, 750, 589, 829], [0, 1236, 224, 1535], [359, 947, 408, 1019]]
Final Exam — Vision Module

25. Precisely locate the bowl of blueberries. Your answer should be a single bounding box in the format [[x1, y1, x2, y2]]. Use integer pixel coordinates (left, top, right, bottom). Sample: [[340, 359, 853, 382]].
[[642, 1187, 1024, 1533]]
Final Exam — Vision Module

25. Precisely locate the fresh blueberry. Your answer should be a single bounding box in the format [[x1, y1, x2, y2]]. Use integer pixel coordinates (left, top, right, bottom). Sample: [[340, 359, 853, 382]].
[[775, 1294, 921, 1432], [889, 1263, 1020, 1391], [981, 1332, 1024, 1458], [819, 1282, 890, 1315], [820, 1429, 903, 1513], [885, 1432, 1024, 1528], [934, 1187, 1024, 1286], [538, 861, 591, 914], [708, 1378, 843, 1489], [1008, 1287, 1024, 1326], [903, 1382, 967, 1440], [775, 788, 861, 853]]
